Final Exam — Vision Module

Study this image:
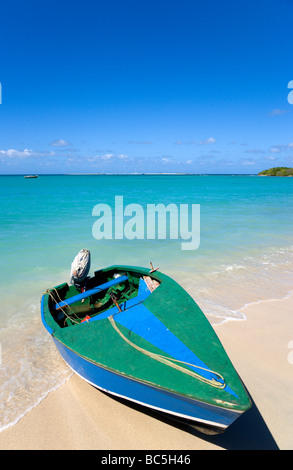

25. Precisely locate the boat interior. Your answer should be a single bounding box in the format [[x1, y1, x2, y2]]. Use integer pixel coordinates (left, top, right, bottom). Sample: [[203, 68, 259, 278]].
[[47, 267, 160, 329]]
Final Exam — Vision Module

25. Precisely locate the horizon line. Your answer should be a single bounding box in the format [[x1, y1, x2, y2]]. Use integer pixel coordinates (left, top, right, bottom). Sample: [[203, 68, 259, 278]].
[[0, 172, 260, 176]]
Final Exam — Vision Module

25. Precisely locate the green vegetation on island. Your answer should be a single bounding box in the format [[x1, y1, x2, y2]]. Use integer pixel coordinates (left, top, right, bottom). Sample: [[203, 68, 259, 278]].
[[258, 167, 293, 176]]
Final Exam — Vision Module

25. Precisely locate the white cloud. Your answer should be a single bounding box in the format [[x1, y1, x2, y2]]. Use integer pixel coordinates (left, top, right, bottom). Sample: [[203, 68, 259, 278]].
[[50, 139, 71, 147], [100, 153, 113, 160], [175, 137, 215, 145], [128, 140, 152, 145], [269, 143, 293, 153], [87, 153, 114, 163], [0, 148, 55, 159], [245, 148, 265, 154], [268, 109, 289, 116], [174, 140, 197, 145], [199, 137, 216, 145], [117, 154, 129, 160], [241, 160, 256, 166]]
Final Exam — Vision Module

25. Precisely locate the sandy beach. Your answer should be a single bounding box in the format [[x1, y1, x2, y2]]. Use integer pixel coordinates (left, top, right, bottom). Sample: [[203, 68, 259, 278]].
[[0, 294, 292, 451]]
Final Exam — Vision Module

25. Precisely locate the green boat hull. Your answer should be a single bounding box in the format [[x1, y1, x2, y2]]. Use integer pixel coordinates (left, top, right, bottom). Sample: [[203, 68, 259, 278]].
[[41, 265, 251, 433]]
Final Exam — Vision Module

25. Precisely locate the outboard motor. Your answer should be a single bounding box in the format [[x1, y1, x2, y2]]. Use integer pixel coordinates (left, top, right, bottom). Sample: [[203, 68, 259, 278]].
[[70, 249, 91, 290]]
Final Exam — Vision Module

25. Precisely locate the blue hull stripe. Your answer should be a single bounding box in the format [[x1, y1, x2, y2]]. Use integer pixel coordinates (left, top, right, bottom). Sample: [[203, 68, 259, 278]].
[[114, 304, 238, 398], [89, 279, 237, 397], [53, 338, 240, 429]]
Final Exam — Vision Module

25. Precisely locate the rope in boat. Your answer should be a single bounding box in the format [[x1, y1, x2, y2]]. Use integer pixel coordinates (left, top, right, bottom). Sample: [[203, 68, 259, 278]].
[[45, 288, 80, 325], [108, 314, 226, 389]]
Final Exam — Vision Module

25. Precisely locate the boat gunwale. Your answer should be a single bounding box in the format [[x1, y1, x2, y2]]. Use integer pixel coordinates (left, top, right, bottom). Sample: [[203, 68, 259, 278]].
[[41, 264, 252, 414]]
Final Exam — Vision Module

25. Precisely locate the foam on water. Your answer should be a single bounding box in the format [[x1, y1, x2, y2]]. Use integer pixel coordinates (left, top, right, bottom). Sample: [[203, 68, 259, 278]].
[[169, 244, 293, 325], [0, 287, 72, 431]]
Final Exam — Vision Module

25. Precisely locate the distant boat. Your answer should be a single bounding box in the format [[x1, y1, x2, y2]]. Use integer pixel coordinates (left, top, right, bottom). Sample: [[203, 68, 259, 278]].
[[41, 263, 251, 434], [24, 175, 38, 178]]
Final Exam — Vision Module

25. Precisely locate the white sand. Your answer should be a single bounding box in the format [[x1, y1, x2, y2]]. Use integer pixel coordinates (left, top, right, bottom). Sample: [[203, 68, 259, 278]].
[[0, 295, 292, 450]]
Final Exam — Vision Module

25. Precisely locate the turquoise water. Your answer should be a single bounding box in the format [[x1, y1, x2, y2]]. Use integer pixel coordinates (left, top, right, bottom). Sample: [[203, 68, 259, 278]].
[[1, 174, 293, 430]]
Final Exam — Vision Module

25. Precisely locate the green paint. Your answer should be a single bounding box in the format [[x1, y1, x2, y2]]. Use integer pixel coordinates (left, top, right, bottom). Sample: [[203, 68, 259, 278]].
[[42, 265, 251, 413]]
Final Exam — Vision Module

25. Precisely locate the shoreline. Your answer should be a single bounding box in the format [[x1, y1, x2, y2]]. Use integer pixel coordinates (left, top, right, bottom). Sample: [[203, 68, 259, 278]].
[[0, 294, 292, 450]]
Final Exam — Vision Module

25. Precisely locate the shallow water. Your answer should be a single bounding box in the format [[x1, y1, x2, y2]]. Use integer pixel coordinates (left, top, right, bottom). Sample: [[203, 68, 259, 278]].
[[0, 174, 293, 430]]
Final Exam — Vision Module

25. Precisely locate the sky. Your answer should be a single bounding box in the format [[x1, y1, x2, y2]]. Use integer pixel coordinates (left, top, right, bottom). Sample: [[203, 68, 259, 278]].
[[0, 0, 293, 174]]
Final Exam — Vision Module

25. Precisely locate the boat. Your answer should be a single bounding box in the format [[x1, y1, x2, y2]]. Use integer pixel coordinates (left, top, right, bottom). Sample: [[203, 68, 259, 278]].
[[41, 257, 252, 434], [24, 175, 38, 178]]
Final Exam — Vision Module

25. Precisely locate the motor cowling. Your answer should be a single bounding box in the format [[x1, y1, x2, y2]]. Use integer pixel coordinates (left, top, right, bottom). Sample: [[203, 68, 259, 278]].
[[70, 249, 91, 287]]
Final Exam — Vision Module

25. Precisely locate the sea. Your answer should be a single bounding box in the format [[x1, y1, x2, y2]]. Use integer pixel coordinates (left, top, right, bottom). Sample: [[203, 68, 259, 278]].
[[0, 174, 293, 431]]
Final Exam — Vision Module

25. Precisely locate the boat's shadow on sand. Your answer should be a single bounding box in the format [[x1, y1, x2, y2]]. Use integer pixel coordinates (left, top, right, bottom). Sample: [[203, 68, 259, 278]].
[[184, 400, 279, 450], [104, 389, 279, 450]]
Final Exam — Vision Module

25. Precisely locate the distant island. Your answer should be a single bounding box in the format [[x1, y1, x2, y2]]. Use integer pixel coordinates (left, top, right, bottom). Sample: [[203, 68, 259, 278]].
[[258, 167, 293, 177]]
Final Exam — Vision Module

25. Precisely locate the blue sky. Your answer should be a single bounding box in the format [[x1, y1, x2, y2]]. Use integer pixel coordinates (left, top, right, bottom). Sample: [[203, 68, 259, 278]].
[[0, 0, 293, 174]]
